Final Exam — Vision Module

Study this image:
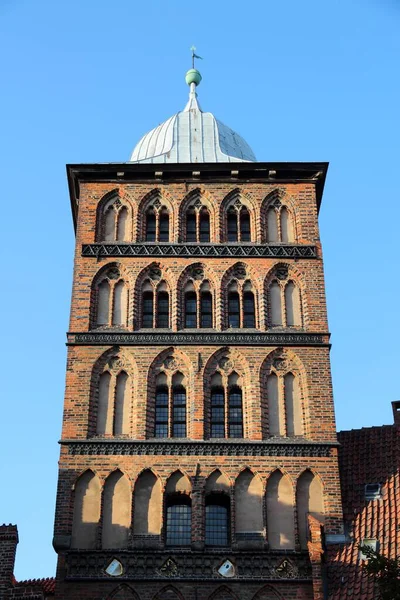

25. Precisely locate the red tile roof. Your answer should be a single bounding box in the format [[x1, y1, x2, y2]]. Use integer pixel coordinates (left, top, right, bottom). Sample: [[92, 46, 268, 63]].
[[327, 424, 400, 600], [15, 577, 56, 595]]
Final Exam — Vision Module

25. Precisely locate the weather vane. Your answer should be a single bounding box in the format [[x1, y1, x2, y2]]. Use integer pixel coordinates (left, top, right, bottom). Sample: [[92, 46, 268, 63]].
[[190, 45, 203, 69]]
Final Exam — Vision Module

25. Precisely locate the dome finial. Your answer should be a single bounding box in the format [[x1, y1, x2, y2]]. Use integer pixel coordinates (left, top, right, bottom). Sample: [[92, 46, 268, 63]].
[[185, 45, 202, 86]]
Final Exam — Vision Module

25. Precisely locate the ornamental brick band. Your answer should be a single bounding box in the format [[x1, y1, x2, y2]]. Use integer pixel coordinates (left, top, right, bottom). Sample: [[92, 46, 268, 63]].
[[82, 243, 318, 258], [69, 332, 327, 346], [63, 440, 337, 457], [65, 550, 312, 581]]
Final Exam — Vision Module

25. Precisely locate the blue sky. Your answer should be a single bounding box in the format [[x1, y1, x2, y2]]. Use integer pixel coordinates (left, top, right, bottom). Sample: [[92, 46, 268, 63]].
[[1, 0, 399, 582]]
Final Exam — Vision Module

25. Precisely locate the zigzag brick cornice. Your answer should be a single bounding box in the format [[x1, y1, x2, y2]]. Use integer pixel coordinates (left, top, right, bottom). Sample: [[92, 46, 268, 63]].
[[81, 243, 318, 259], [68, 331, 328, 346], [65, 549, 312, 581], [62, 439, 337, 457]]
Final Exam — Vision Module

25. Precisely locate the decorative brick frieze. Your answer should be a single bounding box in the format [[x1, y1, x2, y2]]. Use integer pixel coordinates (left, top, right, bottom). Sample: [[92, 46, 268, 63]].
[[68, 331, 328, 346], [65, 549, 312, 581], [63, 439, 337, 457], [82, 243, 318, 259]]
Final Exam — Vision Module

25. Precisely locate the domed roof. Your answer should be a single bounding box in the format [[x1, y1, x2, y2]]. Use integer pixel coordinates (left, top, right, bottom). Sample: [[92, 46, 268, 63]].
[[129, 71, 256, 164]]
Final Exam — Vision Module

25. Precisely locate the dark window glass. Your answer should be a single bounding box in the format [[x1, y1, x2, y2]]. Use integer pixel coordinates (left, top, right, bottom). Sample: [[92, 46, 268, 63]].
[[199, 208, 210, 242], [166, 502, 191, 546], [155, 385, 168, 438], [240, 208, 251, 241], [228, 292, 240, 328], [156, 291, 169, 328], [186, 211, 197, 242], [205, 498, 229, 546], [142, 291, 154, 328], [200, 291, 213, 328], [172, 386, 186, 437], [185, 291, 197, 328], [211, 387, 225, 438], [227, 208, 238, 242], [146, 211, 156, 242], [228, 386, 243, 438], [243, 291, 255, 328], [159, 210, 169, 242]]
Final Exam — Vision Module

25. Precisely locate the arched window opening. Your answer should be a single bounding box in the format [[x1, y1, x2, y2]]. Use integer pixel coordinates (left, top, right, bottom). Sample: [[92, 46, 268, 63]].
[[285, 281, 301, 327], [267, 373, 281, 436], [114, 371, 129, 436], [133, 470, 162, 537], [166, 495, 192, 546], [243, 290, 255, 328], [240, 207, 251, 242], [228, 382, 243, 438], [186, 209, 197, 242], [116, 206, 128, 242], [97, 280, 110, 325], [145, 210, 156, 242], [235, 470, 263, 543], [228, 290, 240, 328], [266, 471, 295, 549], [199, 208, 210, 242], [112, 280, 126, 326], [269, 281, 282, 326], [172, 373, 187, 437], [205, 494, 230, 546], [210, 385, 225, 438], [280, 207, 293, 242], [267, 208, 279, 242], [297, 471, 324, 549], [142, 289, 154, 328], [159, 208, 169, 242], [284, 373, 302, 436], [200, 283, 213, 328], [105, 207, 116, 242], [155, 374, 168, 438], [71, 471, 101, 549], [227, 207, 238, 242], [97, 371, 112, 435], [185, 290, 197, 328], [102, 471, 131, 549], [156, 290, 170, 328]]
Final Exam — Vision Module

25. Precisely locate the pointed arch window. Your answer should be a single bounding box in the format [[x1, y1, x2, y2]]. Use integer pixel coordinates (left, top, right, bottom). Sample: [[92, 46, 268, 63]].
[[199, 207, 210, 242], [227, 280, 256, 329], [226, 198, 252, 242], [145, 203, 170, 242], [269, 278, 302, 328], [265, 202, 294, 242], [200, 281, 213, 328], [142, 288, 154, 328], [145, 209, 157, 242], [184, 289, 197, 328], [266, 369, 303, 437], [97, 369, 130, 436], [184, 203, 211, 242], [154, 372, 187, 438], [156, 290, 170, 328], [210, 372, 243, 439], [100, 197, 130, 242], [141, 280, 170, 329], [94, 271, 128, 328]]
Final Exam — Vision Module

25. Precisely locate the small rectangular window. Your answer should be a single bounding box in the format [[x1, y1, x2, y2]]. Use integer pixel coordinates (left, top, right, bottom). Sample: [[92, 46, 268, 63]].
[[365, 483, 382, 500], [360, 538, 378, 560]]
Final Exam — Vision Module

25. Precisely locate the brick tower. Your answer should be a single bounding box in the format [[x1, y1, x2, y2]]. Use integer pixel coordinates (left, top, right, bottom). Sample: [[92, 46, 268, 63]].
[[53, 66, 344, 600]]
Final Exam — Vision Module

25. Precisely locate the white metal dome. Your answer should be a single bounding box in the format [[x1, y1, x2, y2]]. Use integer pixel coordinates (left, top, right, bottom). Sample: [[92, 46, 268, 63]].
[[129, 80, 256, 164]]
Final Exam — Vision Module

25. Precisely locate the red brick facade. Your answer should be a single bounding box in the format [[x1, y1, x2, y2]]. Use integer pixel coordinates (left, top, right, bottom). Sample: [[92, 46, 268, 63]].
[[52, 162, 344, 599]]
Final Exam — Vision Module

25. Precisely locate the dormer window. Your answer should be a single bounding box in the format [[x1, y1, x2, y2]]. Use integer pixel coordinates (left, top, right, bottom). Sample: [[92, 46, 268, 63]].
[[365, 483, 382, 501]]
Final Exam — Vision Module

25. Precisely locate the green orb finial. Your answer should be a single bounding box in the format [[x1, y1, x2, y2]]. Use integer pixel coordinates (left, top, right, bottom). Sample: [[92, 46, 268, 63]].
[[185, 68, 202, 87]]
